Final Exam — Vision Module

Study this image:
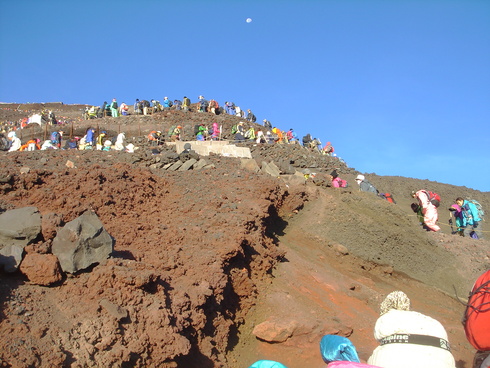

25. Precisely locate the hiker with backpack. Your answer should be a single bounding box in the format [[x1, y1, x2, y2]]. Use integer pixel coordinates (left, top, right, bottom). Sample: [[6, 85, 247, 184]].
[[119, 102, 129, 116], [235, 105, 244, 117], [246, 109, 256, 123], [173, 99, 182, 110], [96, 131, 107, 150], [448, 204, 464, 236], [0, 133, 11, 151], [263, 119, 272, 130], [134, 99, 141, 115], [211, 122, 220, 140], [455, 197, 484, 239], [50, 130, 62, 148], [141, 100, 151, 115], [323, 141, 335, 156], [63, 137, 79, 150], [256, 129, 266, 143], [355, 175, 378, 195], [162, 97, 172, 110], [182, 96, 191, 112], [170, 126, 182, 142], [234, 122, 246, 141], [244, 126, 256, 141], [368, 291, 456, 368], [100, 101, 109, 117], [110, 98, 119, 118], [208, 99, 219, 114], [310, 137, 322, 151], [147, 131, 163, 146], [85, 127, 96, 147], [272, 127, 283, 144], [411, 190, 441, 231], [225, 101, 236, 115], [198, 96, 208, 112], [330, 170, 348, 188], [302, 133, 313, 147], [151, 99, 163, 113]]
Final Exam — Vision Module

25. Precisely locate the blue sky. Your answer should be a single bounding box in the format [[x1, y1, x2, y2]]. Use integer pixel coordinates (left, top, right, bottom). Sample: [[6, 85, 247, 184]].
[[1, 0, 489, 191]]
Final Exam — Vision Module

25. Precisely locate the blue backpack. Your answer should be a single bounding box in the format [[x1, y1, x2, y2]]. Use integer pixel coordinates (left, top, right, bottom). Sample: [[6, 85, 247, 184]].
[[50, 131, 60, 144], [467, 199, 485, 221]]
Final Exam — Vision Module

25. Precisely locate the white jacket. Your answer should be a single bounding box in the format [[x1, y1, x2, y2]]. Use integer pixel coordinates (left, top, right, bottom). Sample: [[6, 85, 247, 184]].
[[368, 310, 455, 368], [8, 137, 21, 152]]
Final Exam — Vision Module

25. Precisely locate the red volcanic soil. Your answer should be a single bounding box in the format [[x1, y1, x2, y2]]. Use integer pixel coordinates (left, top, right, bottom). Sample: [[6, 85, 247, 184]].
[[0, 103, 489, 367]]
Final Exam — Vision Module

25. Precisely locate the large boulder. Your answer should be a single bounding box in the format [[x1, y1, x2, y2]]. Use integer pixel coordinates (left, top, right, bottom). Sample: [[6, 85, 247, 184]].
[[0, 207, 42, 272], [52, 211, 114, 273], [0, 207, 42, 248]]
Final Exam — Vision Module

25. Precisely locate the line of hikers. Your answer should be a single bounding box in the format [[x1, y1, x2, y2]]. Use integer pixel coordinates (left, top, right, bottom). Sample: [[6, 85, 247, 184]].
[[2, 128, 137, 153], [144, 119, 339, 159], [83, 96, 256, 119], [81, 95, 338, 155], [410, 190, 484, 238], [317, 169, 484, 239]]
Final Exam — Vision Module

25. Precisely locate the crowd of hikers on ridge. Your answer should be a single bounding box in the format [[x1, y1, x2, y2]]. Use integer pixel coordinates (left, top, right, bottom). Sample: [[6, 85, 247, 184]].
[[2, 95, 335, 156], [1, 95, 485, 240]]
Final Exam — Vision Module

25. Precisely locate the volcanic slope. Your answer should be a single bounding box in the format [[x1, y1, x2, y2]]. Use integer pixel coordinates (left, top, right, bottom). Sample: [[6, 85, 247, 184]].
[[0, 103, 488, 367]]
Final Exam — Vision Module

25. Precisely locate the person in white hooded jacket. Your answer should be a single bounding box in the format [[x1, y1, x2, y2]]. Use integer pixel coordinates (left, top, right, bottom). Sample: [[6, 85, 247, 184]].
[[114, 132, 125, 151], [7, 131, 21, 152], [368, 291, 456, 368]]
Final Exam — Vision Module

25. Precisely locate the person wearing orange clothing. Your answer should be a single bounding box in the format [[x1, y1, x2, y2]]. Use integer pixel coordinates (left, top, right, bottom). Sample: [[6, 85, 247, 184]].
[[20, 138, 41, 151]]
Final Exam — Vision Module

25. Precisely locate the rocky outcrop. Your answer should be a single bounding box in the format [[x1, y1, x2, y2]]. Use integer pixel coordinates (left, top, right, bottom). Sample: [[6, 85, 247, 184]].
[[0, 207, 42, 272], [52, 211, 114, 273]]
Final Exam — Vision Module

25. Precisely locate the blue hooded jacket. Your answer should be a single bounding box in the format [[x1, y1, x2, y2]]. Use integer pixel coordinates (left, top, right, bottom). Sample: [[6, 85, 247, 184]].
[[320, 335, 361, 364]]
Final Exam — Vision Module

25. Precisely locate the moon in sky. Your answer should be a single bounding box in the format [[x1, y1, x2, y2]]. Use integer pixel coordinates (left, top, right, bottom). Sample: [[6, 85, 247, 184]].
[[246, 18, 252, 23]]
